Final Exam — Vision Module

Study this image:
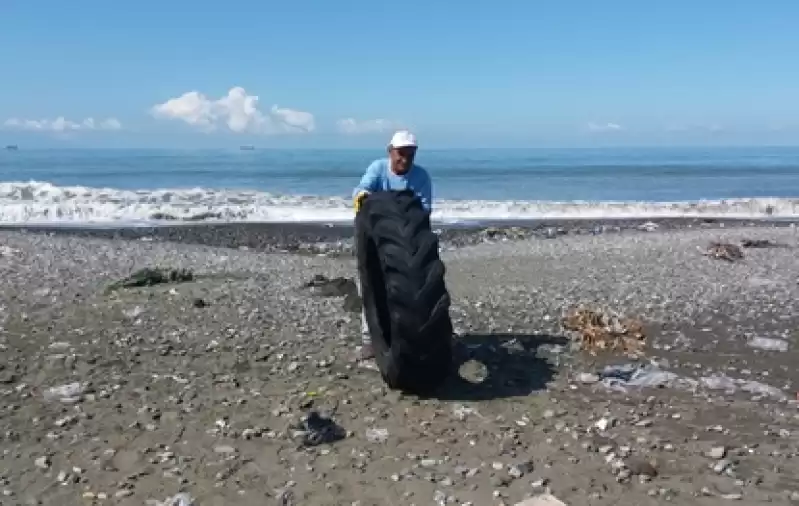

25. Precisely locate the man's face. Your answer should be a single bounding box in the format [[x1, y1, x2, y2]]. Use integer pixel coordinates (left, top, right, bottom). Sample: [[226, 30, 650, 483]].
[[389, 146, 417, 174]]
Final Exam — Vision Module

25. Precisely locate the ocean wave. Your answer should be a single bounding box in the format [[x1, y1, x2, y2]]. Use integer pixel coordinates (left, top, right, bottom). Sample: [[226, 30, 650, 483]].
[[0, 180, 797, 226]]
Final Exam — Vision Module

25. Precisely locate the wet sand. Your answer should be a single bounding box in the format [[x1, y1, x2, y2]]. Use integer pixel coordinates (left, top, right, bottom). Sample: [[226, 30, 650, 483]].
[[2, 216, 796, 256]]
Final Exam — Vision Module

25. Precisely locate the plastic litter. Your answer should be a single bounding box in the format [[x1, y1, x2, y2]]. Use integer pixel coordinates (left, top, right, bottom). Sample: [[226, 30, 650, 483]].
[[43, 382, 86, 403], [747, 337, 789, 352], [701, 374, 786, 401], [593, 363, 787, 401], [296, 411, 346, 447], [598, 363, 695, 391]]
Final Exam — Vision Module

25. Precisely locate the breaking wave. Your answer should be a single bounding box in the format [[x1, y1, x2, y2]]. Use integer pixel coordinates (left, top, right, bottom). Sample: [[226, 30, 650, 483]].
[[0, 181, 797, 226]]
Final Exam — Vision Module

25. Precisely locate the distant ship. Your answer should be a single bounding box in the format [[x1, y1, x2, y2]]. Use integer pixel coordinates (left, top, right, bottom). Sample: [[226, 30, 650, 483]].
[[240, 145, 255, 151], [5, 145, 18, 151]]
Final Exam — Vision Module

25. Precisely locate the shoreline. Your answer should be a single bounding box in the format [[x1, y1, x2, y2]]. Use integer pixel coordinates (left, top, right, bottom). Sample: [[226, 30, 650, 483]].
[[1, 216, 797, 255]]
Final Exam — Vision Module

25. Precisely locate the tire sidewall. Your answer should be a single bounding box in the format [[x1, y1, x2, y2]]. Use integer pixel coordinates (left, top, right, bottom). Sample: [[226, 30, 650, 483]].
[[355, 208, 393, 368]]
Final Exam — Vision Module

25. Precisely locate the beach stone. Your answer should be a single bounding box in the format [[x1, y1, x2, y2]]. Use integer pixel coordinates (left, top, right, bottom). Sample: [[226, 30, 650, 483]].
[[514, 494, 569, 506], [33, 457, 50, 470], [707, 446, 727, 459]]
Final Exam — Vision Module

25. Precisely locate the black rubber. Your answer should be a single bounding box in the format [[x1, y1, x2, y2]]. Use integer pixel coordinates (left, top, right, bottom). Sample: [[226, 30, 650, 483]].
[[356, 190, 453, 393]]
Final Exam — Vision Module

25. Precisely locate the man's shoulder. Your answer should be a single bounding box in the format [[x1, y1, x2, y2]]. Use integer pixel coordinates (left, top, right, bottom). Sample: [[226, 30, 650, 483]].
[[368, 158, 390, 171]]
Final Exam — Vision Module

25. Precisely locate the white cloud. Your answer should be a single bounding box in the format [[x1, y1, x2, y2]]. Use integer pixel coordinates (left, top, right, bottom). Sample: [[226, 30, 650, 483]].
[[586, 122, 623, 132], [336, 117, 401, 135], [151, 86, 315, 134], [3, 116, 122, 132]]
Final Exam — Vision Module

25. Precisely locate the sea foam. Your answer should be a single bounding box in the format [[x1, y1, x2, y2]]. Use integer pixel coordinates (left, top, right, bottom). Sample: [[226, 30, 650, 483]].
[[0, 181, 797, 226]]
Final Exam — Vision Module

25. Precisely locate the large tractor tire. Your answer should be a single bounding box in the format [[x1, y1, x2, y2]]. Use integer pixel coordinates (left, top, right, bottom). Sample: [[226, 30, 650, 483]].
[[356, 190, 453, 393]]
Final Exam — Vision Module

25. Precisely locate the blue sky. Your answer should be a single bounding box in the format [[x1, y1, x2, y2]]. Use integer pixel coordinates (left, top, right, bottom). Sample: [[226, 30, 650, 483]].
[[1, 0, 798, 148]]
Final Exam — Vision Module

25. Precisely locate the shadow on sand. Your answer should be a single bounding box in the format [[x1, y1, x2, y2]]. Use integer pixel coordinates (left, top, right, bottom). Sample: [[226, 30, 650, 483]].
[[429, 333, 568, 402]]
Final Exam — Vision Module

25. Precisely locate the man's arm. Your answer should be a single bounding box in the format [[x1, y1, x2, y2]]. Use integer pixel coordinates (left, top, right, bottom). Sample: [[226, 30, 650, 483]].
[[353, 160, 382, 198]]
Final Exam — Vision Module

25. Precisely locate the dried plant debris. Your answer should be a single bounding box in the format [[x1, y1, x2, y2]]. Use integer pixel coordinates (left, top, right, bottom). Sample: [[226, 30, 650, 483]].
[[699, 242, 744, 262], [107, 267, 194, 292], [740, 238, 785, 248], [562, 306, 646, 356]]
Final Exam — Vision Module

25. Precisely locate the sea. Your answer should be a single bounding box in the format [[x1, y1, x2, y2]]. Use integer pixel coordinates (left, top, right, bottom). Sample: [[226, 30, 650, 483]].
[[1, 146, 798, 226]]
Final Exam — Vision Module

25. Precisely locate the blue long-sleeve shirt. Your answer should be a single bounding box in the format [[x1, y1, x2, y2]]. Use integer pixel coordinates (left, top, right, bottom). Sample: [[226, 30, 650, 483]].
[[353, 158, 433, 213]]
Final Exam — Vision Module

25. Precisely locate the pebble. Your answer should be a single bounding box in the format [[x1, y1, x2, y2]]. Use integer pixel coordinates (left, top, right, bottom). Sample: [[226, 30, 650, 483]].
[[34, 456, 50, 470], [531, 478, 548, 490], [707, 446, 727, 459], [594, 418, 613, 431], [626, 458, 658, 478], [576, 372, 599, 384], [514, 494, 569, 506], [720, 493, 743, 500], [365, 427, 389, 443], [713, 459, 733, 474], [508, 460, 534, 479]]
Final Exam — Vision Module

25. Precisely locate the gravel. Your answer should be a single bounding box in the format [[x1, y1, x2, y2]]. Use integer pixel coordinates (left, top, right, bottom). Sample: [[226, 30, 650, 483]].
[[1, 224, 799, 505]]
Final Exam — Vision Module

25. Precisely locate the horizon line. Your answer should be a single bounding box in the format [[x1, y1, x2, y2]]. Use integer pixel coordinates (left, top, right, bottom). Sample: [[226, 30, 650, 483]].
[[4, 144, 799, 152]]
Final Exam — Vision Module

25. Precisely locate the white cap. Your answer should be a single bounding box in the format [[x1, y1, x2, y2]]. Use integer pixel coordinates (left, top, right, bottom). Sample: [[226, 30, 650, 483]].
[[388, 130, 417, 149]]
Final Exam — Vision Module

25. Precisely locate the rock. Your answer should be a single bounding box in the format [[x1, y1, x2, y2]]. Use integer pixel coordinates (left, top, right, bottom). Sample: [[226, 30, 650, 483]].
[[713, 459, 733, 474], [34, 456, 50, 470], [707, 446, 727, 459], [214, 445, 237, 454], [626, 458, 658, 478], [365, 427, 389, 443], [720, 493, 743, 500], [575, 372, 599, 384], [514, 494, 569, 506], [531, 478, 549, 490], [508, 460, 534, 479], [491, 475, 511, 487], [163, 492, 196, 506]]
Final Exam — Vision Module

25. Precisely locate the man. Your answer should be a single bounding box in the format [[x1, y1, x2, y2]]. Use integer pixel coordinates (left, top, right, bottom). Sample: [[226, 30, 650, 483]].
[[352, 130, 433, 360]]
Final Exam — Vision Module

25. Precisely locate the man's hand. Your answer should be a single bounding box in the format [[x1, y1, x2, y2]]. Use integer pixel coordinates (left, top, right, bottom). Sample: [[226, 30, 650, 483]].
[[353, 191, 369, 213]]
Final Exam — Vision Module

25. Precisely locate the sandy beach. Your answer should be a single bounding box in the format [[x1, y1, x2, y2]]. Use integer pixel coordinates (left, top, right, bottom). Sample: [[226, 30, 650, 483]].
[[2, 222, 799, 505]]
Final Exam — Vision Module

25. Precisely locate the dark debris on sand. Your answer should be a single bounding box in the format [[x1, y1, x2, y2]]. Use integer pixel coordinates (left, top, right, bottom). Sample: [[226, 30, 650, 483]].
[[106, 267, 194, 292]]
